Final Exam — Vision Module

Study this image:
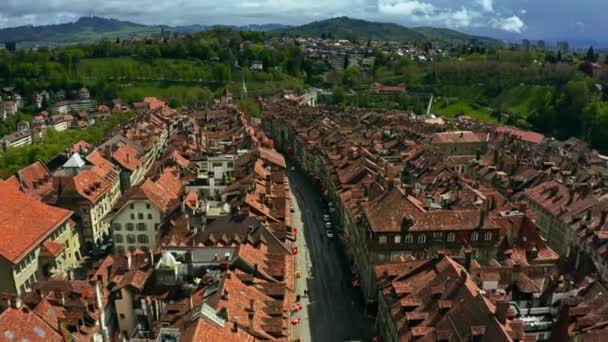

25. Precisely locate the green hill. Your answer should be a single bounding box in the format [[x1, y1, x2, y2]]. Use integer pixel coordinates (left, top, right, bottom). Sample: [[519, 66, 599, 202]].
[[0, 17, 165, 46], [278, 17, 500, 44]]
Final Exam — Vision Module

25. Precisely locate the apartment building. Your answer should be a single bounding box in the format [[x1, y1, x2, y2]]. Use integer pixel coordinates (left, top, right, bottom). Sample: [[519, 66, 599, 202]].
[[0, 180, 81, 297], [110, 168, 183, 254]]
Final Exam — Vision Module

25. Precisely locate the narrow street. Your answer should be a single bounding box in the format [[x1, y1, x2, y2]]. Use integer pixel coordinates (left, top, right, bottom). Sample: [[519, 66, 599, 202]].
[[289, 162, 373, 342]]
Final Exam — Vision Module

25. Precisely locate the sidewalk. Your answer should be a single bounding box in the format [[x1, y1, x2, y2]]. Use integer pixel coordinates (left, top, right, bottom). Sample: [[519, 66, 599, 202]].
[[291, 188, 312, 342]]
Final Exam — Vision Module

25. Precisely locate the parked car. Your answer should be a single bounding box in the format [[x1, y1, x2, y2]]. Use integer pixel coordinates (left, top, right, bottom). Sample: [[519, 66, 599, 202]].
[[290, 166, 296, 171], [326, 230, 334, 238], [325, 221, 332, 229], [323, 214, 331, 222]]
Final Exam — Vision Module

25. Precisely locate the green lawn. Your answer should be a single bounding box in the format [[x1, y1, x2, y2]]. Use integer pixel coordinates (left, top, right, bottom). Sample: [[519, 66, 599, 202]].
[[498, 85, 553, 117], [433, 99, 497, 123]]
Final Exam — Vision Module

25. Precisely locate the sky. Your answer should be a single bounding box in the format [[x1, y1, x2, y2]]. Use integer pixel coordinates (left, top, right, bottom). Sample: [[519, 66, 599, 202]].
[[0, 0, 606, 45]]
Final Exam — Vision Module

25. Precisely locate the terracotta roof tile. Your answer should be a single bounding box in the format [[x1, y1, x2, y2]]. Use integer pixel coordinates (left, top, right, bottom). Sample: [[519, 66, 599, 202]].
[[112, 144, 143, 171], [0, 307, 62, 342], [0, 180, 72, 263], [17, 161, 54, 200]]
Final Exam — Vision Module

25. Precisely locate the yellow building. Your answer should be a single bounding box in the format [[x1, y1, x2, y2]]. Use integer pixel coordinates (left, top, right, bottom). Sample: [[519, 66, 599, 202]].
[[0, 180, 81, 297]]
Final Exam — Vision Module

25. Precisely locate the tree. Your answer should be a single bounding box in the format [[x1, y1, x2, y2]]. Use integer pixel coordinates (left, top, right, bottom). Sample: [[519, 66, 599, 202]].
[[331, 86, 345, 105], [585, 46, 596, 62]]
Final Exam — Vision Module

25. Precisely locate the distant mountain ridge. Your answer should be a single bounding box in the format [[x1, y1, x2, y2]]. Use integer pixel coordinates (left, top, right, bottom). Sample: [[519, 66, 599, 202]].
[[0, 16, 498, 47], [277, 17, 500, 44], [0, 17, 290, 47]]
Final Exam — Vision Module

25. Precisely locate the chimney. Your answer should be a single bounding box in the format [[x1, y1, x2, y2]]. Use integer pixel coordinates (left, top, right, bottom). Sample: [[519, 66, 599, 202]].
[[478, 205, 487, 229], [518, 202, 527, 215], [495, 301, 509, 325], [9, 295, 22, 309], [127, 252, 132, 270], [567, 183, 575, 205], [232, 322, 238, 333], [248, 311, 255, 332], [460, 269, 468, 281], [249, 298, 255, 313]]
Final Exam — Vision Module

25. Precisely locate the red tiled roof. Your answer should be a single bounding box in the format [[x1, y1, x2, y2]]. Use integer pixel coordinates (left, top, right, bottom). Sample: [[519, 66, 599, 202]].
[[136, 168, 183, 214], [430, 131, 488, 144], [259, 147, 286, 169], [143, 97, 166, 110], [112, 144, 142, 171], [181, 316, 255, 342], [363, 185, 496, 233], [0, 180, 72, 264], [0, 307, 62, 342], [86, 150, 119, 182], [495, 125, 545, 144], [17, 161, 54, 200], [56, 170, 111, 204], [40, 240, 65, 257]]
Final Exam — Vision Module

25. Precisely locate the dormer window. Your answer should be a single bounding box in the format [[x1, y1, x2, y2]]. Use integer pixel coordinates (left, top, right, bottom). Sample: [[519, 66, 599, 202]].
[[405, 233, 413, 243], [471, 231, 479, 241], [394, 235, 401, 244], [379, 235, 387, 244], [484, 232, 492, 241], [418, 234, 426, 244], [447, 232, 455, 242]]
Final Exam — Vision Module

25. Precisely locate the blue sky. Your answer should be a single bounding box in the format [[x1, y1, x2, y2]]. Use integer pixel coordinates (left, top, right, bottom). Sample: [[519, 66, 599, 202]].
[[0, 0, 606, 44]]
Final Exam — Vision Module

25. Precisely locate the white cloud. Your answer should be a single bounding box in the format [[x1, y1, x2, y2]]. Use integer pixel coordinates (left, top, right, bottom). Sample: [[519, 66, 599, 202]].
[[476, 0, 494, 12], [376, 0, 435, 16], [490, 15, 526, 33], [520, 9, 527, 15], [378, 0, 525, 33]]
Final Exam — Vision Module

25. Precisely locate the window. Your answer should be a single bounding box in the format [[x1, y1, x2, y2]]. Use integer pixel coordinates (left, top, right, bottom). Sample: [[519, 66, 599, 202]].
[[129, 203, 134, 209], [146, 203, 150, 209], [213, 162, 222, 167], [112, 223, 122, 231], [115, 235, 124, 243], [484, 232, 493, 241], [471, 231, 479, 242], [394, 235, 401, 244], [128, 246, 136, 253], [127, 234, 136, 244], [418, 234, 426, 244], [130, 213, 135, 220], [155, 223, 160, 230], [126, 223, 134, 231], [116, 246, 125, 255], [138, 213, 144, 220], [137, 223, 147, 231], [379, 235, 387, 244], [147, 213, 152, 220], [447, 232, 456, 242], [432, 232, 443, 240], [227, 162, 234, 168], [137, 235, 148, 244], [405, 234, 413, 243]]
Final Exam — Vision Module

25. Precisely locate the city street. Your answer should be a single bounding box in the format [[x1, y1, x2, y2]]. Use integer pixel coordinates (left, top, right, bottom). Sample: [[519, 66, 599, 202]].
[[289, 163, 373, 342]]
